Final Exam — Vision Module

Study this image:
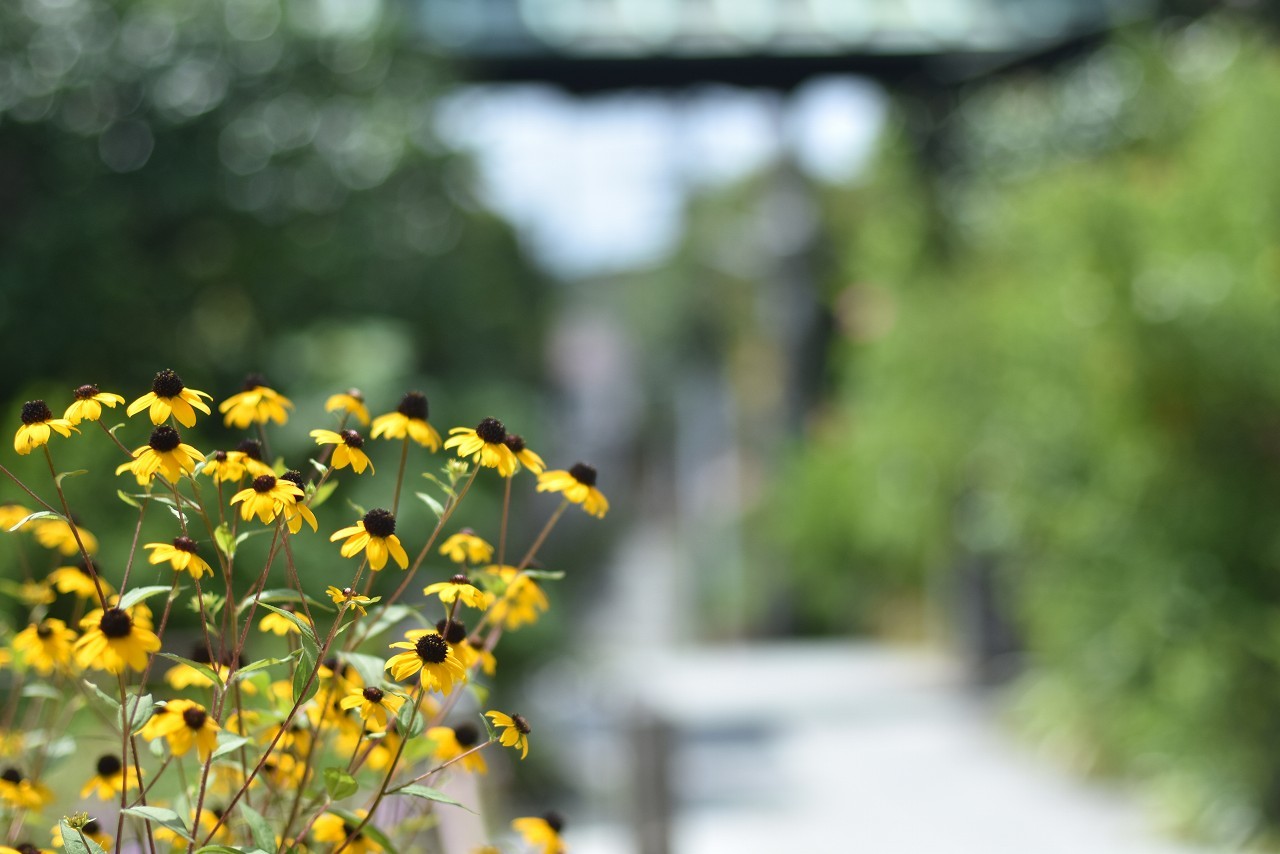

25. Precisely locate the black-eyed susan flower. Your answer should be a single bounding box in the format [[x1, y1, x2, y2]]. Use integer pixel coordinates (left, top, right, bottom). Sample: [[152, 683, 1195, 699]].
[[371, 391, 441, 450], [339, 686, 406, 731], [80, 754, 135, 800], [127, 369, 212, 427], [230, 474, 303, 525], [146, 699, 219, 761], [537, 462, 608, 518], [486, 710, 531, 759], [259, 606, 311, 637], [218, 374, 293, 428], [64, 384, 126, 425], [385, 630, 466, 695], [13, 400, 78, 455], [116, 425, 204, 485], [49, 557, 111, 599], [277, 469, 318, 534], [426, 722, 488, 774], [15, 581, 54, 606], [12, 619, 76, 675], [435, 618, 494, 675], [31, 516, 97, 555], [330, 508, 408, 571], [228, 438, 275, 479], [311, 428, 374, 474], [504, 433, 546, 475], [485, 566, 550, 631], [439, 529, 493, 565], [423, 574, 491, 610], [326, 585, 378, 616], [74, 607, 161, 674], [444, 417, 518, 477], [326, 388, 370, 425], [0, 767, 52, 809], [201, 449, 246, 485], [513, 813, 566, 854], [312, 811, 383, 854], [144, 536, 213, 580]]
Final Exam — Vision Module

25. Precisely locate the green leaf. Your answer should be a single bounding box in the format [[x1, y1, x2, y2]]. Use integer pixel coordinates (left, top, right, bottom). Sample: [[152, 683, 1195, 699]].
[[211, 732, 252, 760], [293, 645, 318, 706], [21, 683, 61, 700], [231, 651, 302, 682], [259, 603, 319, 659], [311, 479, 339, 509], [421, 471, 457, 499], [6, 510, 57, 532], [343, 653, 390, 690], [117, 584, 173, 611], [83, 679, 120, 711], [194, 847, 250, 854], [359, 604, 415, 640], [116, 489, 142, 508], [395, 695, 425, 739], [214, 523, 235, 560], [323, 767, 359, 800], [123, 692, 155, 734], [415, 491, 445, 519], [122, 806, 191, 840], [236, 589, 312, 614], [156, 653, 223, 688], [328, 809, 399, 854], [55, 469, 88, 487], [391, 784, 473, 812], [240, 803, 275, 853], [60, 820, 109, 854], [523, 569, 565, 581]]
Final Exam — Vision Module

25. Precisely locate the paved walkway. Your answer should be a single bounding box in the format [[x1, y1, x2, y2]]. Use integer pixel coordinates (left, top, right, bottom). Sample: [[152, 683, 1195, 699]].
[[537, 642, 1216, 854]]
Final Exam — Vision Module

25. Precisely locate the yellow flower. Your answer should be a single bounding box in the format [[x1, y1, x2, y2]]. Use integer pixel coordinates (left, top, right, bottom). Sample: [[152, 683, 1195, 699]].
[[31, 516, 97, 555], [433, 618, 493, 675], [485, 710, 531, 759], [537, 463, 608, 518], [218, 374, 293, 428], [127, 369, 212, 427], [80, 753, 136, 800], [385, 630, 466, 695], [49, 557, 112, 599], [15, 581, 54, 606], [279, 471, 319, 534], [115, 425, 204, 485], [144, 536, 213, 579], [259, 608, 310, 636], [423, 574, 491, 610], [330, 508, 408, 571], [439, 529, 493, 565], [485, 566, 550, 631], [200, 449, 247, 484], [227, 438, 276, 479], [311, 428, 375, 474], [64, 384, 126, 425], [513, 813, 566, 854], [0, 767, 53, 809], [12, 619, 77, 675], [74, 606, 161, 674], [230, 474, 304, 525], [339, 686, 406, 731], [326, 585, 378, 616], [504, 433, 546, 475], [444, 417, 519, 477], [426, 723, 488, 774], [145, 699, 220, 761], [370, 391, 442, 450], [326, 388, 371, 426], [0, 503, 32, 531], [14, 399, 78, 455], [312, 811, 383, 854]]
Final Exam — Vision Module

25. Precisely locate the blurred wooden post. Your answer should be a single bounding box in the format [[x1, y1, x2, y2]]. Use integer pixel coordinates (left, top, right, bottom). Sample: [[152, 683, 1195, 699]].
[[630, 706, 673, 854]]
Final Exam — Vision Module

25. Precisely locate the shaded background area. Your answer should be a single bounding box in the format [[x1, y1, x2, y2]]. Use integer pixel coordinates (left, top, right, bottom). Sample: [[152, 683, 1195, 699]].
[[7, 0, 1280, 851]]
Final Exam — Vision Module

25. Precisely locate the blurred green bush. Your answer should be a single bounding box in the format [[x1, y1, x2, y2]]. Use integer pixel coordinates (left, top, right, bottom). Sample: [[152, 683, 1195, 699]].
[[767, 17, 1280, 842]]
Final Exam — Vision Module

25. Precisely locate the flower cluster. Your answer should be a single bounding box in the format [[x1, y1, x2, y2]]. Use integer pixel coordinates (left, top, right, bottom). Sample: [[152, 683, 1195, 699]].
[[0, 372, 602, 853]]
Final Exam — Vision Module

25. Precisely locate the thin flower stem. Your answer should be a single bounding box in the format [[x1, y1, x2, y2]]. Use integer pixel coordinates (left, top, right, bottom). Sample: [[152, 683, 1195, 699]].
[[40, 446, 107, 609], [516, 498, 569, 571], [392, 435, 410, 515], [391, 740, 494, 790], [96, 419, 136, 458], [498, 476, 513, 565], [117, 497, 150, 596], [382, 465, 481, 611]]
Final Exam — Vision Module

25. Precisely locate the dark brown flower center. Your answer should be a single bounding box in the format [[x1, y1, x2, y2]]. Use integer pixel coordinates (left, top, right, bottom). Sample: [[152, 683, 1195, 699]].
[[252, 474, 277, 493], [77, 557, 96, 576], [213, 450, 228, 462], [543, 811, 564, 833], [414, 633, 449, 664], [436, 618, 467, 644], [173, 536, 197, 553], [363, 508, 396, 538], [362, 687, 384, 703], [182, 707, 207, 730], [475, 417, 506, 444], [149, 426, 181, 452], [1, 767, 22, 783], [449, 573, 470, 586], [280, 470, 305, 494], [569, 462, 597, 487], [236, 438, 264, 460], [152, 369, 185, 398], [83, 819, 101, 834], [241, 373, 266, 391], [340, 429, 364, 449], [99, 608, 133, 639], [504, 434, 527, 453], [36, 623, 53, 639], [74, 384, 100, 400], [397, 391, 428, 420], [453, 722, 479, 747], [96, 754, 122, 776], [20, 400, 51, 424], [512, 713, 531, 734]]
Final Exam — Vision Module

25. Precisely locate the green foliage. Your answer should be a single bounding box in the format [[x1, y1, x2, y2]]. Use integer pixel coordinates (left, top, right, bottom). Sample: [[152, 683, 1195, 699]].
[[768, 17, 1280, 840]]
